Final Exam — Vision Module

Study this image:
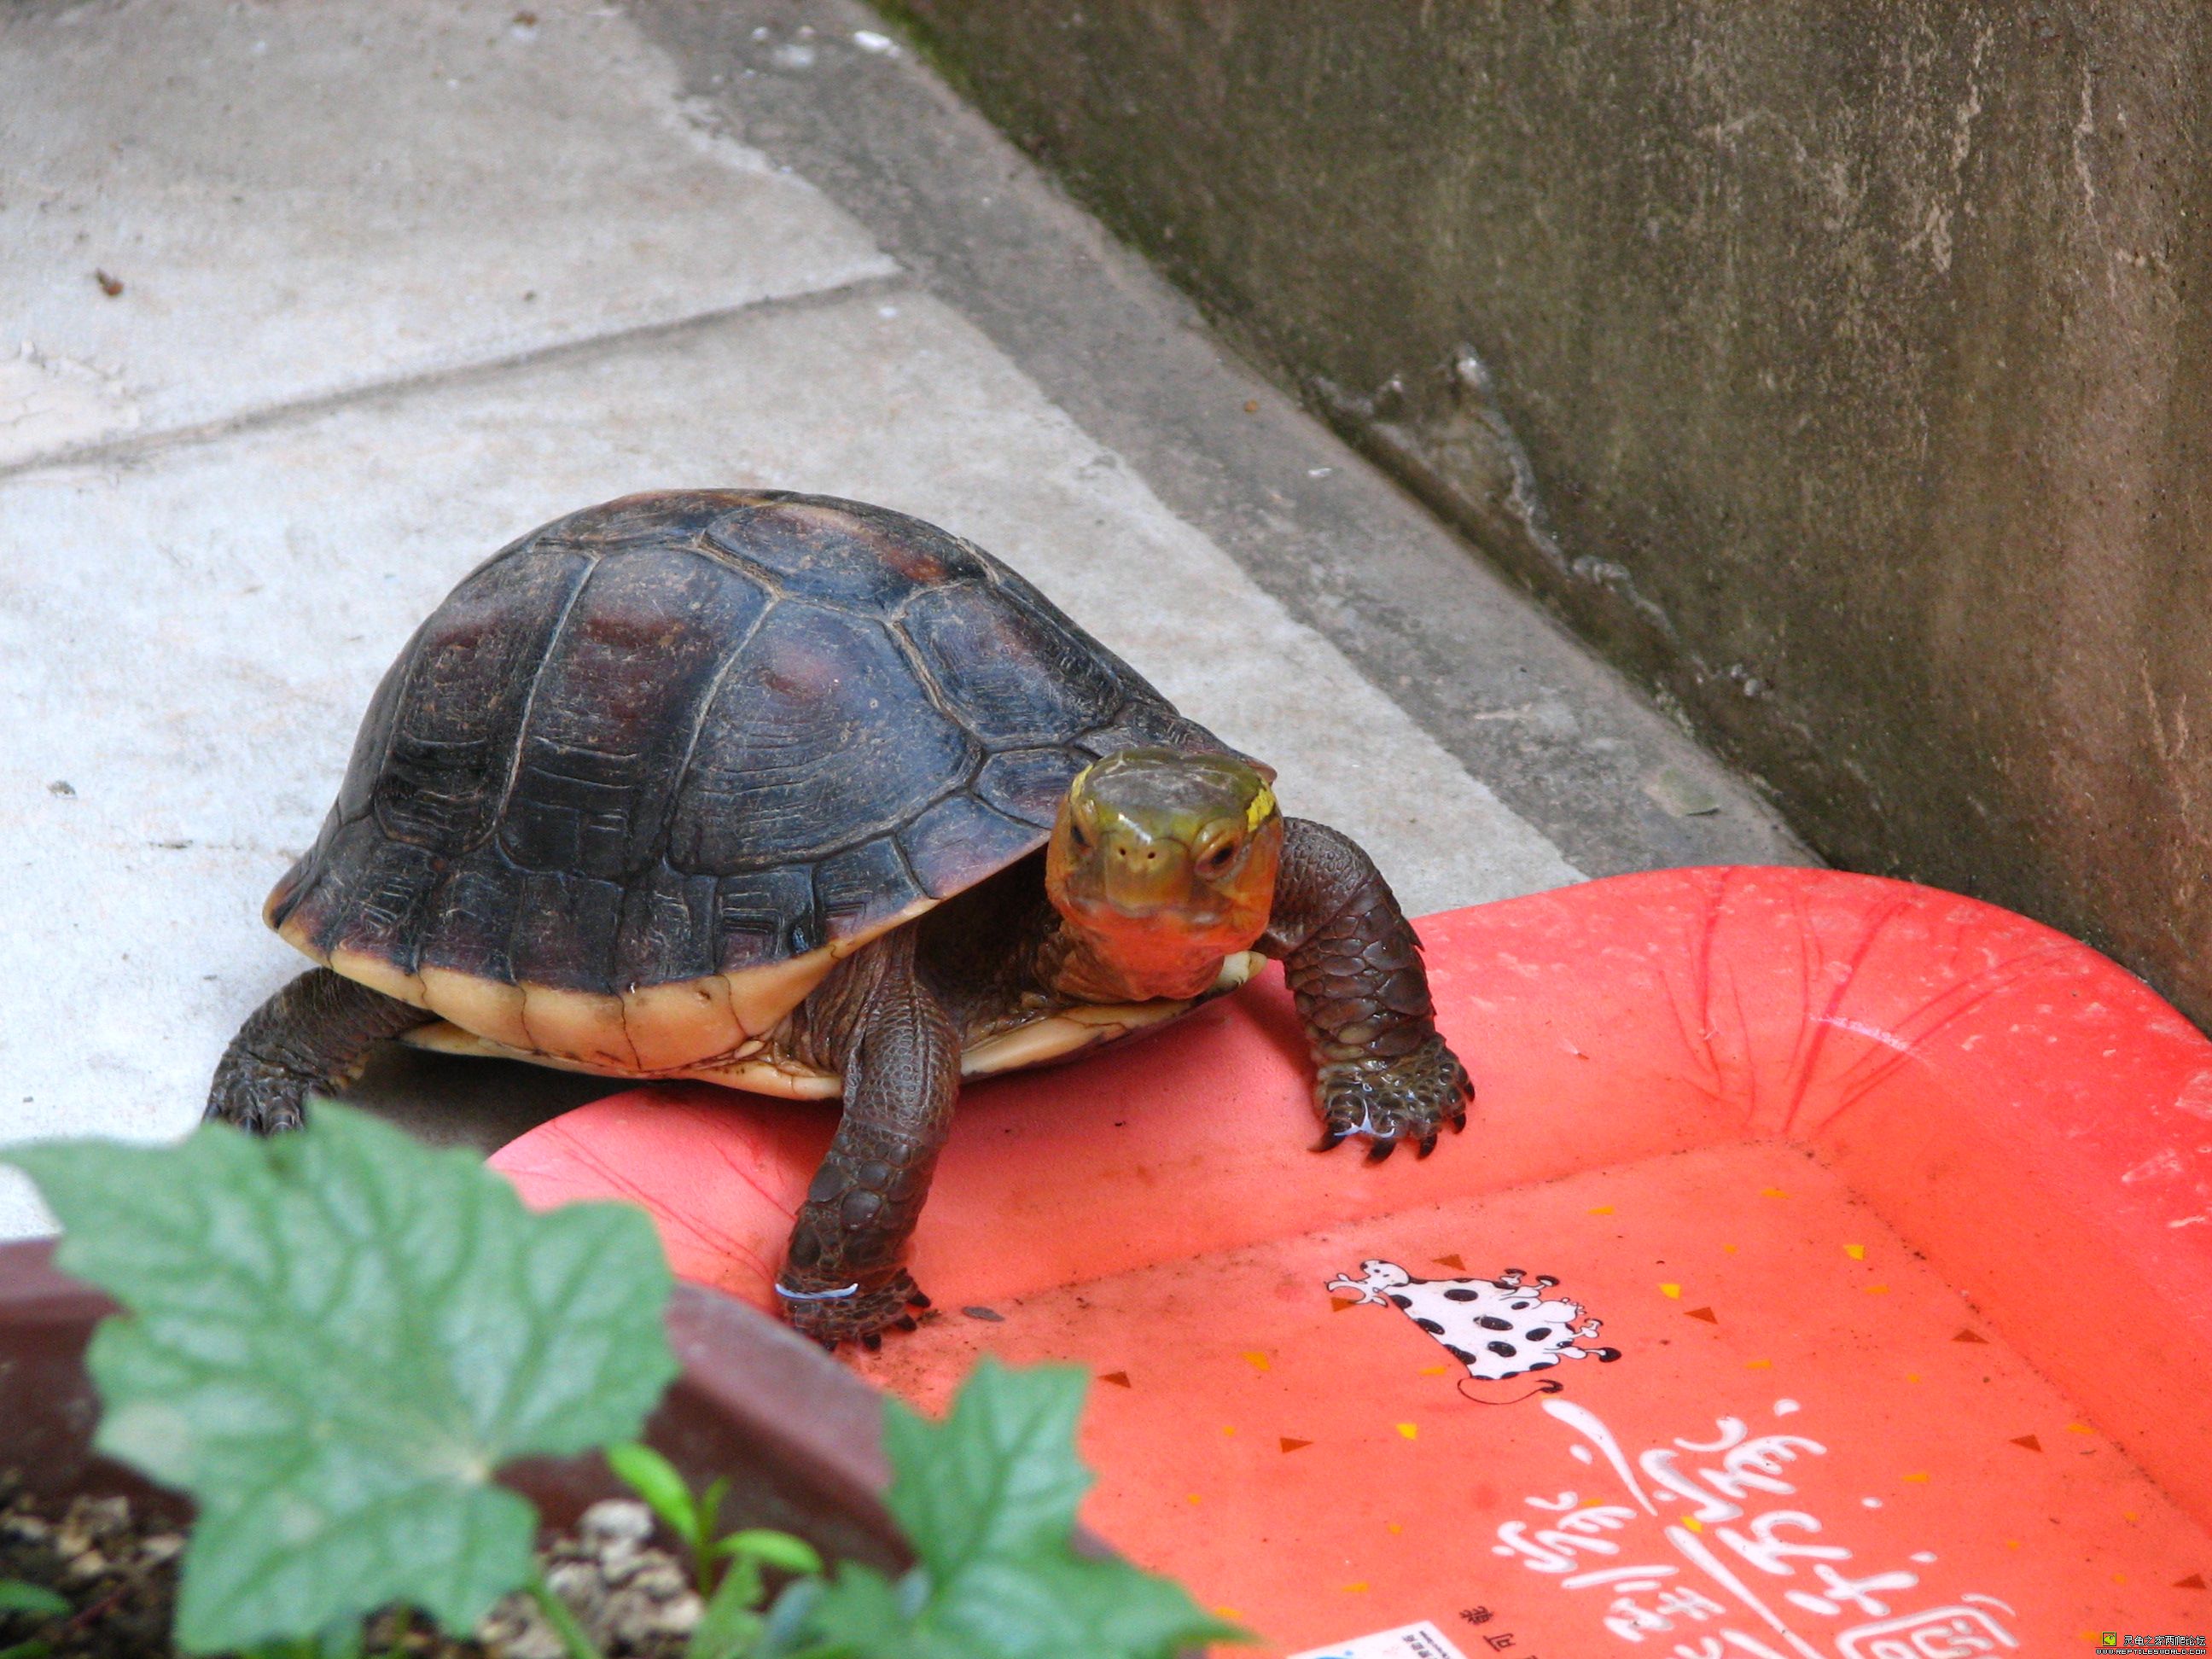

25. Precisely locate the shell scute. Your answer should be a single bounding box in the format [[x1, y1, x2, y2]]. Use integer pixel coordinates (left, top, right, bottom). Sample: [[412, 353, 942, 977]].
[[900, 580, 1126, 747], [815, 835, 925, 936], [508, 868, 624, 992], [611, 864, 721, 989], [711, 865, 821, 966], [666, 599, 975, 869], [498, 548, 769, 880], [897, 793, 1040, 899], [412, 847, 523, 983], [973, 746, 1088, 828], [364, 544, 593, 844], [704, 497, 987, 608]]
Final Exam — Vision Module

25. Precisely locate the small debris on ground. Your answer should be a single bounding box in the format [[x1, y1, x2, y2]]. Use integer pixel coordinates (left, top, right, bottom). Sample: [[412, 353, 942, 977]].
[[92, 271, 123, 297], [46, 780, 74, 796], [1644, 763, 1722, 818], [960, 1305, 1005, 1323]]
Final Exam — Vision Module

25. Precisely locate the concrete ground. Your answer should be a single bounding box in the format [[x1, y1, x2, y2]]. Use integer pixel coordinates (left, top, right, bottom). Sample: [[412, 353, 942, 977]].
[[0, 0, 1804, 1239]]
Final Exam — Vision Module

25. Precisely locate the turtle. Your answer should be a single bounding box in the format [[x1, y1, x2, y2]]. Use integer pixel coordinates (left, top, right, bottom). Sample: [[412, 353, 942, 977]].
[[208, 491, 1473, 1346]]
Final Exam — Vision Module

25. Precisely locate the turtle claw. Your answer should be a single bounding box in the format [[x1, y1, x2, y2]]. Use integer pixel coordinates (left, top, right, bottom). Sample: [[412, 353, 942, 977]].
[[781, 1268, 930, 1351], [907, 1290, 932, 1310], [1313, 1034, 1474, 1163], [204, 1048, 312, 1138]]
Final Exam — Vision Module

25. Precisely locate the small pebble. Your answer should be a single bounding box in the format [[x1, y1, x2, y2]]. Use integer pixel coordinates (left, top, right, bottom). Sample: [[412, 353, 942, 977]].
[[627, 1559, 687, 1598], [579, 1497, 654, 1545], [545, 1557, 603, 1604], [649, 1590, 705, 1635], [962, 1305, 1005, 1322], [76, 1496, 131, 1536]]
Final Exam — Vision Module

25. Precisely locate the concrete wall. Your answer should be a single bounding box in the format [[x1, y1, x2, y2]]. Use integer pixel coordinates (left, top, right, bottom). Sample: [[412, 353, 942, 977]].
[[883, 1, 2212, 1027]]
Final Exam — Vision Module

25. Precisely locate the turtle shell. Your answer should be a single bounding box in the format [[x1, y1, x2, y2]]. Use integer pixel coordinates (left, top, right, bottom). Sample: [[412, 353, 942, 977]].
[[267, 491, 1227, 1078]]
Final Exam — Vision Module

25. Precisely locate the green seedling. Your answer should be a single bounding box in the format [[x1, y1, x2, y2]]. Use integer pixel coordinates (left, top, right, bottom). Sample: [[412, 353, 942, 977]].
[[606, 1441, 827, 1656], [684, 1529, 825, 1659]]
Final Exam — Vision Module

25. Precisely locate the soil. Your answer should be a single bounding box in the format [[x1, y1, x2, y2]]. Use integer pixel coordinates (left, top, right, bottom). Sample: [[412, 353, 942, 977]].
[[0, 1476, 710, 1658]]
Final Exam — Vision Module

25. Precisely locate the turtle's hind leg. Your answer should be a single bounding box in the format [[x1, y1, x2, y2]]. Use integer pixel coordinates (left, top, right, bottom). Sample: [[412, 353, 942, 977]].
[[777, 930, 956, 1350], [207, 969, 432, 1135]]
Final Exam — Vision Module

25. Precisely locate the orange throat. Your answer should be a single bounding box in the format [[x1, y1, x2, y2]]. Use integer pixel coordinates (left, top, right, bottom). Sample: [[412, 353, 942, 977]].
[[1051, 915, 1248, 1003]]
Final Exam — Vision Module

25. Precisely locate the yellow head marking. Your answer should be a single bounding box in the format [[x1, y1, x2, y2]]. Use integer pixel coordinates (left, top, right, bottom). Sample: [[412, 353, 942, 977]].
[[1246, 783, 1277, 833]]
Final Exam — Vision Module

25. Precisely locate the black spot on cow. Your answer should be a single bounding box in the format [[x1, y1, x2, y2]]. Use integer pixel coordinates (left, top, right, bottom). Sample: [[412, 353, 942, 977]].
[[1510, 1301, 1534, 1311], [1531, 1356, 1559, 1369], [1388, 1294, 1411, 1308], [1447, 1345, 1478, 1364], [1487, 1340, 1517, 1359], [1443, 1288, 1478, 1302], [1595, 1347, 1623, 1362], [1477, 1315, 1513, 1330], [1526, 1327, 1552, 1341], [1415, 1317, 1444, 1335]]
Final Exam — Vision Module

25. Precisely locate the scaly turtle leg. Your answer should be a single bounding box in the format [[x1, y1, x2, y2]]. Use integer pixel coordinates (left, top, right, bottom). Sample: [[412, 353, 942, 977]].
[[1261, 819, 1473, 1162], [777, 930, 956, 1350], [206, 968, 433, 1135]]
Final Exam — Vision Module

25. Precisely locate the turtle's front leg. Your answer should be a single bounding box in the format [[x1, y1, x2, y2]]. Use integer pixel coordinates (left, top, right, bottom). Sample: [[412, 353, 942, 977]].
[[778, 934, 957, 1350], [1260, 819, 1472, 1162], [207, 968, 433, 1134]]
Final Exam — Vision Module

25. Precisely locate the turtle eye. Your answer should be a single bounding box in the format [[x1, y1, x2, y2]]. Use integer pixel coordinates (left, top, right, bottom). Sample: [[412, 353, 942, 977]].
[[1196, 833, 1241, 877], [1066, 811, 1095, 853]]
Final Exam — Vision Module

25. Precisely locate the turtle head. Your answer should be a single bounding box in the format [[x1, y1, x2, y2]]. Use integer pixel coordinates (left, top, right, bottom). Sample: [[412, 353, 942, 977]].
[[1044, 748, 1284, 1002]]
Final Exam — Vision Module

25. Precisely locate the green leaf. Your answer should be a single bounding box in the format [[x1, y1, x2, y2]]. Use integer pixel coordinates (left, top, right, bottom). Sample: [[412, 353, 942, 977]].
[[607, 1442, 700, 1545], [800, 1362, 1247, 1659], [0, 1583, 67, 1617], [698, 1476, 731, 1554], [684, 1553, 766, 1659], [880, 1359, 1091, 1580], [753, 1578, 840, 1659], [5, 1105, 678, 1653], [801, 1566, 908, 1654], [716, 1530, 824, 1577], [927, 1554, 1242, 1658]]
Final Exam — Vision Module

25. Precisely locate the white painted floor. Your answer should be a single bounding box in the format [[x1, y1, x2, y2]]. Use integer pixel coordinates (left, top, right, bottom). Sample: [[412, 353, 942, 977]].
[[0, 0, 1578, 1238]]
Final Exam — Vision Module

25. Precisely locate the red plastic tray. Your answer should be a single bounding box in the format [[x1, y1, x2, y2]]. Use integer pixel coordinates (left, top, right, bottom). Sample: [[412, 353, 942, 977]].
[[492, 869, 2212, 1654]]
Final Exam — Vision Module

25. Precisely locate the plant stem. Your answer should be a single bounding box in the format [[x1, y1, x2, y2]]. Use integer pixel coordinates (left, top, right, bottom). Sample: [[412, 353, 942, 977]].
[[526, 1571, 605, 1659]]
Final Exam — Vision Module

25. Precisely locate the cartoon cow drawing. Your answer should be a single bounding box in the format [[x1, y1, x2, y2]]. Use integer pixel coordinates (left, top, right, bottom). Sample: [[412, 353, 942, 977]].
[[1327, 1260, 1621, 1387]]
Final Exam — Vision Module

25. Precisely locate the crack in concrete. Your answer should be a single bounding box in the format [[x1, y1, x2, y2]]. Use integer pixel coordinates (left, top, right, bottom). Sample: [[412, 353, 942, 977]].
[[0, 271, 912, 486]]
